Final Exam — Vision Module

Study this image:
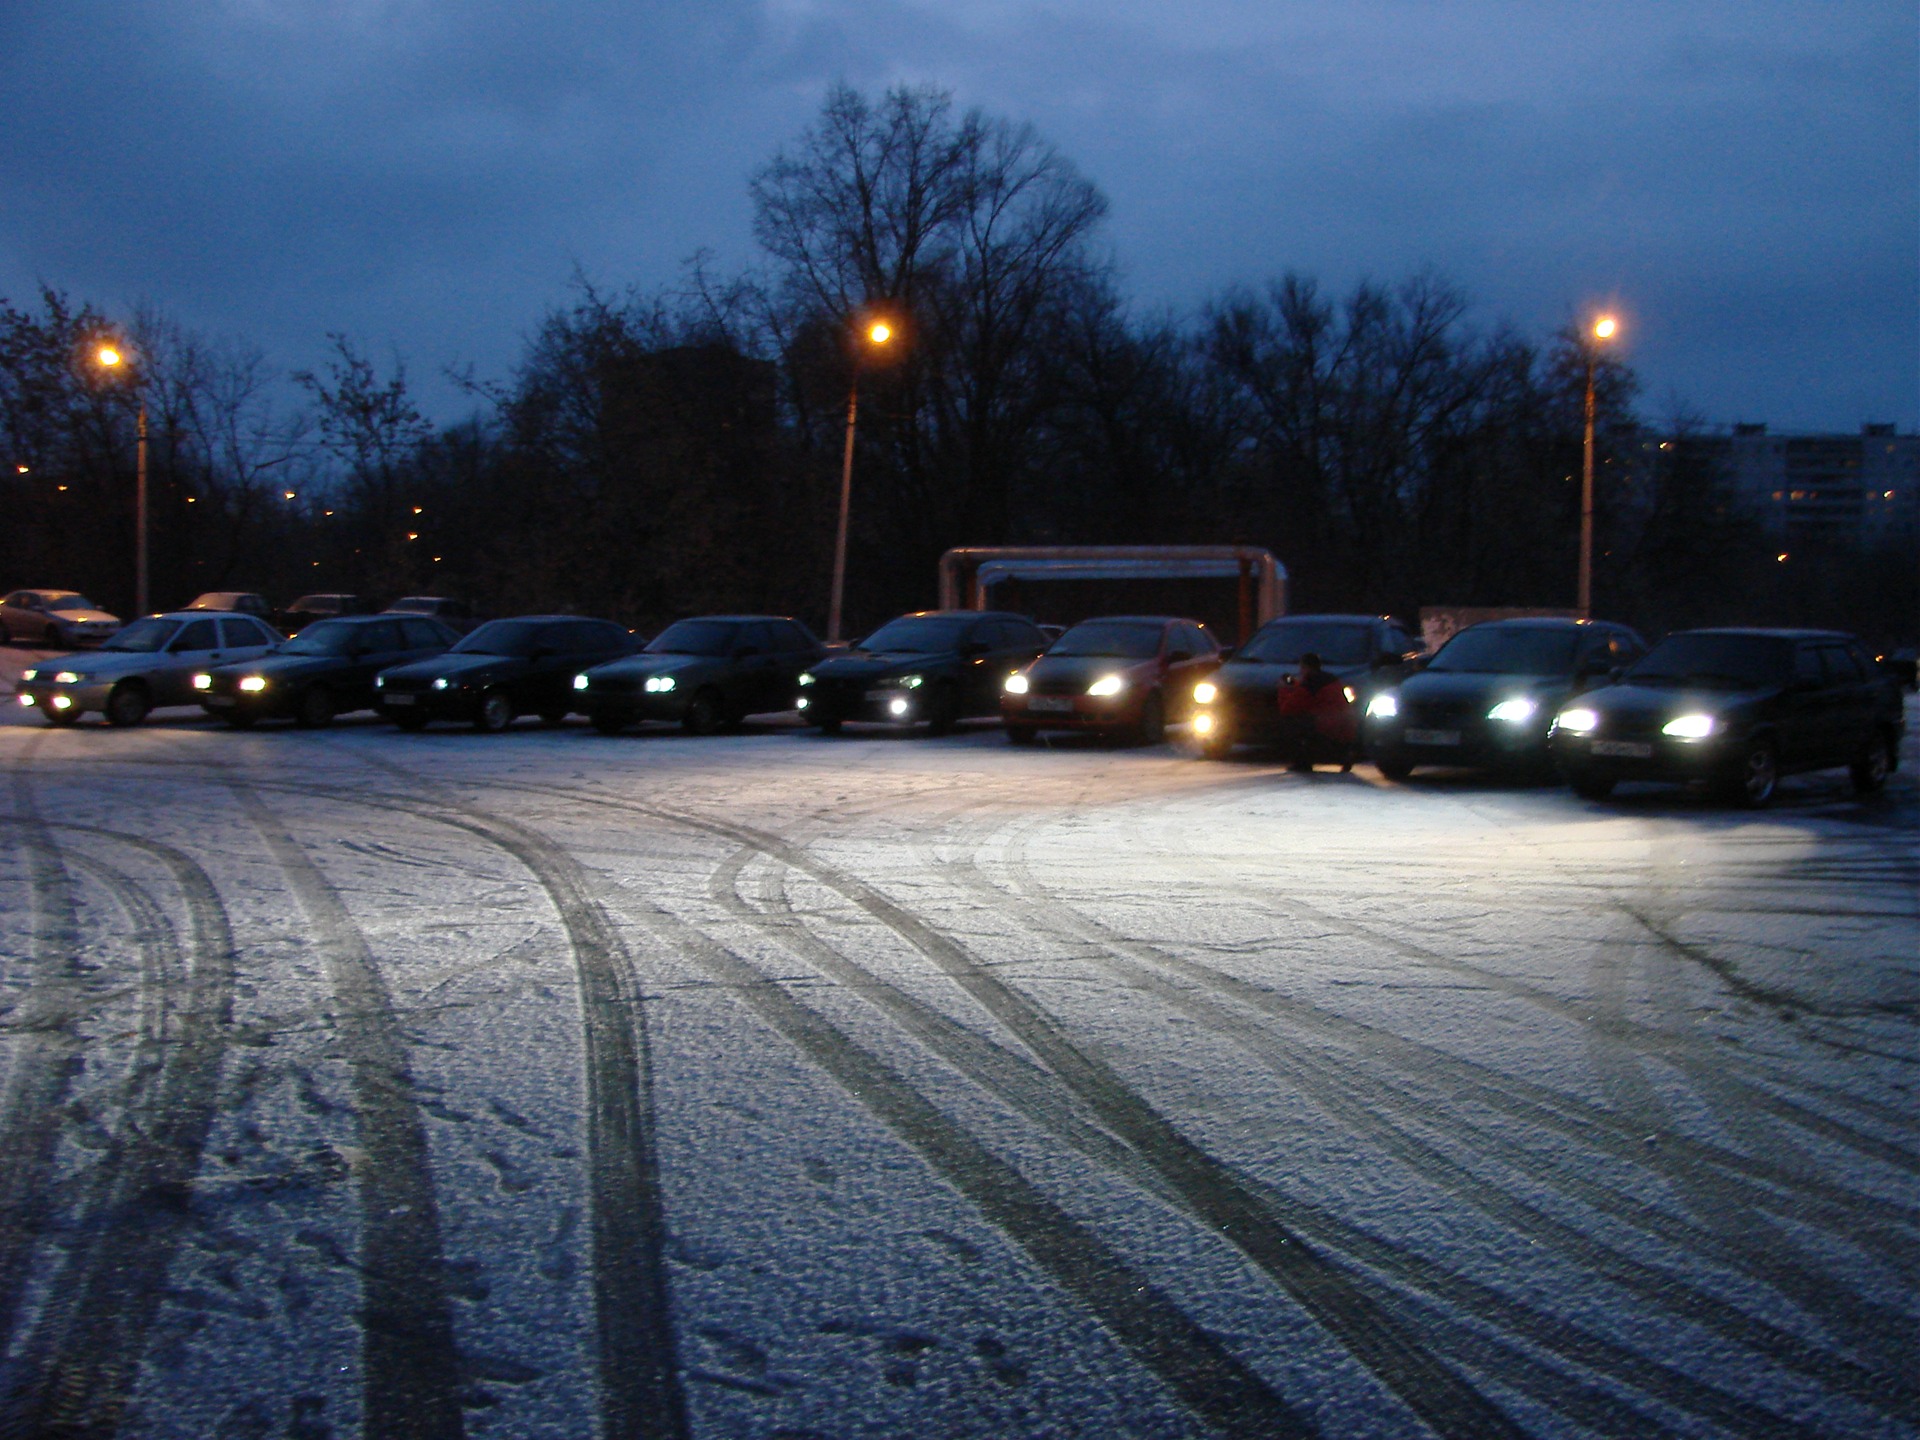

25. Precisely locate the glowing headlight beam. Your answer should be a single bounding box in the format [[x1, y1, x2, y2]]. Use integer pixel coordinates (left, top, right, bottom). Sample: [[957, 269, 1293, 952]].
[[1366, 692, 1399, 719], [1662, 713, 1716, 739], [1555, 708, 1599, 734], [1193, 681, 1217, 705], [1004, 674, 1029, 694], [1087, 675, 1125, 697], [1488, 697, 1538, 724]]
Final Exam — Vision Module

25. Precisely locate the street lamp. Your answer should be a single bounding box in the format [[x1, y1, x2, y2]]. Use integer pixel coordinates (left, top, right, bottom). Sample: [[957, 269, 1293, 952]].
[[1578, 314, 1619, 620], [96, 343, 150, 616], [827, 316, 897, 643]]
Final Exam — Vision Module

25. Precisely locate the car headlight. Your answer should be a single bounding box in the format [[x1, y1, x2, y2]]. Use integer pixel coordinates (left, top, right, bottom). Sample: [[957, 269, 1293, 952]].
[[573, 673, 590, 691], [1555, 707, 1599, 734], [373, 674, 385, 688], [1662, 713, 1716, 740], [432, 677, 450, 691], [899, 674, 924, 689], [1342, 686, 1356, 704], [192, 673, 213, 691], [1366, 692, 1399, 719], [796, 696, 809, 709], [798, 673, 815, 687], [1193, 681, 1217, 705], [1488, 697, 1538, 724], [20, 668, 38, 682], [238, 676, 268, 693], [645, 676, 677, 693], [53, 670, 82, 685], [888, 697, 911, 716], [1004, 674, 1029, 695], [1087, 675, 1125, 697]]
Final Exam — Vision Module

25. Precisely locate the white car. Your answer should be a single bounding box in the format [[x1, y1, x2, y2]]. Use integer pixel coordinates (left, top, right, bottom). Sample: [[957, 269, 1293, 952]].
[[0, 589, 122, 647], [17, 611, 281, 726]]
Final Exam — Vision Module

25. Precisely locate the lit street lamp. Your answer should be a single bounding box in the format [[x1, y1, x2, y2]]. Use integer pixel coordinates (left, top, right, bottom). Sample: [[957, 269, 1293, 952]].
[[1578, 314, 1618, 620], [827, 317, 897, 644], [96, 343, 150, 616]]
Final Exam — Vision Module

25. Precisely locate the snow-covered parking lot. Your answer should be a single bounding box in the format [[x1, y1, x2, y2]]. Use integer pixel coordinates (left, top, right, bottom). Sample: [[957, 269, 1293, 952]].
[[1, 691, 1914, 1438]]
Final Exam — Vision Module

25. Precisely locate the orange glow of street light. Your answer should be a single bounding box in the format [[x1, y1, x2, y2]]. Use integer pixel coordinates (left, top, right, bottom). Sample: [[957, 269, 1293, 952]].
[[97, 345, 124, 368], [1593, 315, 1618, 341], [867, 321, 892, 346]]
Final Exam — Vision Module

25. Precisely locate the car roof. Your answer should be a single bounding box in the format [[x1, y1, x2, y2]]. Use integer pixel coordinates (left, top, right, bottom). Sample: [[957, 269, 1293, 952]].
[[1665, 627, 1855, 641], [147, 610, 264, 621], [1064, 615, 1193, 627], [887, 610, 1032, 621], [661, 614, 802, 624], [1460, 617, 1615, 631], [10, 589, 85, 600], [1260, 612, 1390, 626]]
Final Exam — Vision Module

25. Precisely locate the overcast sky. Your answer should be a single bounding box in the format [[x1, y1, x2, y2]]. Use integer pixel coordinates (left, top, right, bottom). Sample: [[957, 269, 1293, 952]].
[[3, 1, 1914, 431]]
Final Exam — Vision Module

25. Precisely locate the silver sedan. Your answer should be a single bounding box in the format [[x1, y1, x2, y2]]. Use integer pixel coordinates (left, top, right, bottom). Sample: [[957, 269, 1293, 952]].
[[17, 611, 280, 726]]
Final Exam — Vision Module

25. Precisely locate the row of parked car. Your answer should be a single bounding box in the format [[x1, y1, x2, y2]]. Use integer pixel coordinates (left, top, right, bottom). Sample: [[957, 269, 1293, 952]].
[[12, 601, 1908, 809], [0, 588, 477, 649]]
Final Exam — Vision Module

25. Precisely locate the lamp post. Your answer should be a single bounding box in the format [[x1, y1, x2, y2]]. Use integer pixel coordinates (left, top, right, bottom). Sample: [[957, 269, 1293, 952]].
[[1578, 314, 1618, 620], [827, 317, 896, 644], [96, 344, 150, 616]]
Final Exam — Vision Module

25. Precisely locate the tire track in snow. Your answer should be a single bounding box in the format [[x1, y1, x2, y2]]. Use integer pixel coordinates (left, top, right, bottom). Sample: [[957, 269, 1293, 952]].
[[0, 828, 235, 1437], [232, 782, 466, 1440], [323, 755, 689, 1440]]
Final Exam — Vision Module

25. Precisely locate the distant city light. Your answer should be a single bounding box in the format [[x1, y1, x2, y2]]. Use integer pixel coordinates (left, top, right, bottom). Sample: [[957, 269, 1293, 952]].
[[283, 490, 297, 500]]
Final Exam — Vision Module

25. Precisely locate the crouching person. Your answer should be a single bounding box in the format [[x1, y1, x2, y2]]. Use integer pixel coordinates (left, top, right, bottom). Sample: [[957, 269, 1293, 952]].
[[1275, 652, 1359, 772]]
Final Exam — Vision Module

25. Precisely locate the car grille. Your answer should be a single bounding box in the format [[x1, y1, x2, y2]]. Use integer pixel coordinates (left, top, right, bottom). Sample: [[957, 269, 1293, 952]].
[[1402, 698, 1481, 727], [381, 675, 433, 698]]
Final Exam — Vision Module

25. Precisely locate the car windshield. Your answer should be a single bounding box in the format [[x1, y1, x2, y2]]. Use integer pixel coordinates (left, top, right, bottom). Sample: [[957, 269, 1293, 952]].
[[451, 620, 543, 657], [280, 620, 360, 656], [1628, 634, 1793, 688], [103, 617, 179, 653], [1237, 620, 1372, 666], [646, 620, 738, 657], [1048, 621, 1164, 659], [1428, 627, 1581, 675], [47, 594, 101, 613], [859, 617, 971, 653]]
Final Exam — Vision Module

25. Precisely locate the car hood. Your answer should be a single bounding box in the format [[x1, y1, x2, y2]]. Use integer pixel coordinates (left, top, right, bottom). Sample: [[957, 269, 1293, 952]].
[[385, 653, 526, 683], [33, 649, 169, 679], [1214, 657, 1365, 692], [1026, 655, 1158, 687], [1575, 680, 1774, 720], [812, 650, 954, 681], [1398, 669, 1574, 706], [212, 653, 339, 681], [46, 608, 120, 626], [587, 654, 715, 681]]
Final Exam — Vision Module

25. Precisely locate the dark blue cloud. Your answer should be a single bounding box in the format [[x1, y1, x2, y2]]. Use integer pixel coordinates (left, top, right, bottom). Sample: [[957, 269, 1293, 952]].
[[2, 1, 1912, 430]]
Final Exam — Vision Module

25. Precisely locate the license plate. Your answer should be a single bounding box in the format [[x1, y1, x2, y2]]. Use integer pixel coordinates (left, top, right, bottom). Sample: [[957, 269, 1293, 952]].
[[1591, 739, 1653, 759], [205, 696, 234, 708], [385, 693, 416, 706], [1028, 695, 1074, 713], [1405, 728, 1461, 746]]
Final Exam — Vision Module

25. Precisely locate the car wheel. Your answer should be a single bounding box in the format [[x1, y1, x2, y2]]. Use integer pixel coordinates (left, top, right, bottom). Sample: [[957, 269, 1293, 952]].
[[1569, 768, 1616, 800], [1006, 725, 1038, 746], [813, 714, 843, 735], [1722, 738, 1778, 808], [0, 623, 13, 646], [590, 711, 628, 736], [683, 688, 724, 736], [1375, 751, 1414, 782], [104, 681, 151, 728], [923, 683, 960, 736], [294, 686, 336, 729], [1850, 732, 1895, 794], [42, 705, 79, 727], [393, 712, 429, 732], [475, 689, 514, 732], [538, 706, 570, 728], [1135, 691, 1166, 746]]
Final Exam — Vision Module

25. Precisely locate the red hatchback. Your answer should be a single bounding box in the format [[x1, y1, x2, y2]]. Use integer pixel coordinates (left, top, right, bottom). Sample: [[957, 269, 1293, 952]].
[[1001, 616, 1221, 745]]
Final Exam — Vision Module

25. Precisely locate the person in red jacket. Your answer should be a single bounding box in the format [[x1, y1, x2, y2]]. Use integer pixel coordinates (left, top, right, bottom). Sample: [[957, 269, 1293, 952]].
[[1275, 652, 1359, 772]]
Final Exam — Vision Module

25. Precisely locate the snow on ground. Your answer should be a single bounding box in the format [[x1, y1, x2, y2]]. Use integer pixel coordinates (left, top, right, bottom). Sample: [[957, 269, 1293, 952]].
[[0, 694, 1914, 1438]]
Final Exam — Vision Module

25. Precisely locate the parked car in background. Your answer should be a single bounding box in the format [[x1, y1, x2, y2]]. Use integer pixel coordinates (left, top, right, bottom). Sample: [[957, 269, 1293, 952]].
[[277, 593, 374, 635], [576, 615, 824, 735], [1190, 613, 1424, 758], [798, 611, 1049, 734], [1551, 628, 1905, 806], [384, 595, 480, 634], [374, 615, 633, 731], [17, 611, 280, 726], [1002, 616, 1220, 745], [0, 589, 122, 647], [186, 591, 275, 623], [196, 613, 459, 728], [1364, 617, 1645, 780]]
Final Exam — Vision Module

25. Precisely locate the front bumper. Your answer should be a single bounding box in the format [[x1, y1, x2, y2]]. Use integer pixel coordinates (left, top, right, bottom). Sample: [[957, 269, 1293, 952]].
[[1365, 715, 1549, 768], [576, 683, 690, 724], [17, 680, 113, 716], [1001, 691, 1144, 732], [375, 685, 480, 722], [798, 681, 938, 726], [1551, 730, 1739, 786]]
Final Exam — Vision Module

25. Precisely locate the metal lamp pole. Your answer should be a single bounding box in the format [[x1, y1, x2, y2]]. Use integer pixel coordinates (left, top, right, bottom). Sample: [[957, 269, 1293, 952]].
[[1578, 314, 1617, 621], [96, 344, 149, 615], [827, 319, 894, 643]]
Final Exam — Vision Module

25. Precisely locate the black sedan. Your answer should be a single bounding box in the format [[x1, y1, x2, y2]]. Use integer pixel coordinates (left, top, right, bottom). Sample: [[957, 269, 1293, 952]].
[[797, 611, 1049, 734], [375, 616, 634, 731], [1189, 613, 1424, 758], [1001, 616, 1220, 745], [576, 615, 826, 734], [1551, 628, 1905, 806], [195, 614, 459, 727], [1364, 617, 1645, 780]]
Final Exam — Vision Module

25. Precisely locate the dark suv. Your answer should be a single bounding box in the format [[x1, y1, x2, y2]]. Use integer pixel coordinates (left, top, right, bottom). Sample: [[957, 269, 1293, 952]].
[[576, 615, 826, 734], [798, 611, 1049, 734], [375, 616, 633, 731], [1190, 613, 1424, 758], [1551, 628, 1905, 806], [1364, 617, 1645, 780]]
